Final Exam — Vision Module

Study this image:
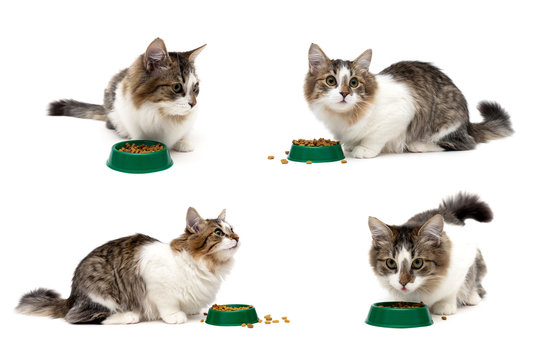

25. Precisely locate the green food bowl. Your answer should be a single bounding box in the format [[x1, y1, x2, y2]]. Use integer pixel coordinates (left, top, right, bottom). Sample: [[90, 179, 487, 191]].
[[365, 302, 433, 328], [205, 304, 259, 326], [106, 140, 173, 174], [287, 144, 345, 163]]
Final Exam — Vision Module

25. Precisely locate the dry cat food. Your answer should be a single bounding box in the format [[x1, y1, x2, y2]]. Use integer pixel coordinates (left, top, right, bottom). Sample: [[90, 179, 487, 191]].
[[306, 161, 313, 164], [441, 316, 447, 320], [268, 155, 274, 160], [341, 160, 347, 164], [377, 302, 425, 309], [118, 142, 164, 153], [211, 304, 254, 311], [292, 138, 340, 147], [281, 159, 288, 164]]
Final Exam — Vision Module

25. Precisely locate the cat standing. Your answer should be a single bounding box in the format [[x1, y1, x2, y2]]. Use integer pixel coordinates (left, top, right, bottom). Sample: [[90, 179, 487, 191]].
[[304, 44, 513, 158], [16, 207, 239, 324], [49, 38, 205, 152], [368, 193, 491, 315]]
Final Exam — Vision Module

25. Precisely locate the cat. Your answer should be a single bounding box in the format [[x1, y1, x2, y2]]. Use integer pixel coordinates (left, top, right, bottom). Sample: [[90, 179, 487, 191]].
[[48, 38, 205, 152], [304, 44, 513, 158], [16, 207, 239, 324], [368, 193, 491, 315]]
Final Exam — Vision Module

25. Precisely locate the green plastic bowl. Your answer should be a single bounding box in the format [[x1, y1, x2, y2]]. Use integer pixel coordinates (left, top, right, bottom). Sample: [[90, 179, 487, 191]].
[[365, 302, 433, 328], [205, 304, 259, 326], [287, 144, 345, 163], [106, 140, 173, 174]]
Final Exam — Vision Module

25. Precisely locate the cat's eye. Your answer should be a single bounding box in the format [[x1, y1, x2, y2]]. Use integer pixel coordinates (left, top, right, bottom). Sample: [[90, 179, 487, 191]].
[[326, 76, 337, 86], [214, 229, 223, 236], [386, 259, 397, 270], [412, 258, 424, 270], [171, 83, 183, 94], [349, 77, 359, 88]]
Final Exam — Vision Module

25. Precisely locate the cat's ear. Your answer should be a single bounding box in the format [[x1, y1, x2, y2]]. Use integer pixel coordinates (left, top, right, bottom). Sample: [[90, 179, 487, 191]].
[[218, 209, 226, 221], [354, 49, 372, 71], [418, 215, 444, 246], [368, 217, 393, 248], [308, 43, 329, 75], [144, 38, 171, 73], [185, 44, 207, 63], [186, 207, 203, 234]]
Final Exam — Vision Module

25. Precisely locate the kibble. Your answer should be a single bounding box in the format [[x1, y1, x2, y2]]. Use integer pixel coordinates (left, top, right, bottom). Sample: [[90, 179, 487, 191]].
[[272, 320, 279, 323], [284, 319, 290, 323], [241, 323, 246, 327], [118, 142, 164, 153], [285, 151, 290, 155], [341, 160, 347, 164], [306, 161, 313, 164], [267, 155, 274, 160], [211, 304, 253, 311], [281, 159, 288, 164], [377, 302, 425, 309], [200, 319, 204, 322], [265, 321, 271, 324], [292, 138, 340, 147], [441, 316, 447, 320], [247, 324, 254, 328]]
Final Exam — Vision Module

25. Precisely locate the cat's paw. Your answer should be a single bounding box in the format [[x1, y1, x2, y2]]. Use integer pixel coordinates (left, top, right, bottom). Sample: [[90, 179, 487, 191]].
[[162, 311, 188, 324], [173, 139, 195, 152], [431, 301, 457, 315], [464, 292, 482, 306], [351, 146, 379, 159], [102, 311, 140, 325]]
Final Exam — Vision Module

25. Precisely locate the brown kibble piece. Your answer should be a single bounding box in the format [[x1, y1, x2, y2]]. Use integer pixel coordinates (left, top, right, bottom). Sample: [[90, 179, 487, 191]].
[[265, 321, 271, 324], [341, 160, 347, 163], [241, 323, 246, 327], [203, 313, 207, 316], [211, 304, 253, 311], [267, 156, 274, 160], [200, 319, 204, 322], [285, 151, 289, 155], [247, 324, 254, 328], [306, 161, 312, 164], [441, 316, 447, 320], [272, 320, 279, 323], [285, 319, 290, 323], [281, 159, 288, 164], [281, 316, 287, 320]]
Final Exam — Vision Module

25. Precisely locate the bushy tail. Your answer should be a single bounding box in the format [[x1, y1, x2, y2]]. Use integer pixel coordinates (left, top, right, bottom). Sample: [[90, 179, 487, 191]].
[[48, 99, 107, 121], [438, 193, 493, 225], [16, 288, 69, 318], [468, 101, 513, 143]]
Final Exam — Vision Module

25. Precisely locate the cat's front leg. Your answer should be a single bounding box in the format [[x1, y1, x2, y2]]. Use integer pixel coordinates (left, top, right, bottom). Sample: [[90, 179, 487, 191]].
[[351, 140, 385, 159], [173, 134, 195, 152], [431, 296, 458, 315]]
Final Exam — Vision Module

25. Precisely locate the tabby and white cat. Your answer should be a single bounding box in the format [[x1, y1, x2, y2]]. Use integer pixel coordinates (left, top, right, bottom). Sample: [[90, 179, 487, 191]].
[[16, 207, 239, 324], [48, 38, 205, 152], [305, 44, 513, 158], [368, 193, 491, 315]]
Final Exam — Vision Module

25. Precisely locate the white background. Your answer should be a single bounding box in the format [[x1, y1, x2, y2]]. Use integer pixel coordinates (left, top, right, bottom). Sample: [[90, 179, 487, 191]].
[[1, 0, 539, 358]]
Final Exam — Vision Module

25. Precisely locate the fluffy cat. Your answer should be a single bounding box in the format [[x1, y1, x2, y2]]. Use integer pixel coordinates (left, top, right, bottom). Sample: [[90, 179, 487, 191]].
[[48, 38, 205, 152], [16, 207, 239, 324], [368, 193, 491, 315], [304, 44, 513, 158]]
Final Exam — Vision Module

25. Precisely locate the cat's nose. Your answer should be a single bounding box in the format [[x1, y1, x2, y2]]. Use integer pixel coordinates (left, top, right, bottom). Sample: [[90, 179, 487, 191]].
[[399, 280, 409, 287], [340, 91, 349, 98]]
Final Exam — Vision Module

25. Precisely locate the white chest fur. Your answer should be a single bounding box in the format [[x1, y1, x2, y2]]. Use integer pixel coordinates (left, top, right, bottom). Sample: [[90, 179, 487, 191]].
[[138, 242, 231, 319]]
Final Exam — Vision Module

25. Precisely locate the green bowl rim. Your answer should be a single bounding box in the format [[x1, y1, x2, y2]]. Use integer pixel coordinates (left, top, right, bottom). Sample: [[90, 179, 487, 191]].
[[111, 140, 168, 155]]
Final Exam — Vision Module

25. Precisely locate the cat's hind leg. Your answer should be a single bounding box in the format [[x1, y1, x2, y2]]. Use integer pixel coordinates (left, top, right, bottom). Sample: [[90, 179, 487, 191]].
[[437, 124, 477, 151], [102, 311, 140, 325], [64, 296, 111, 324], [407, 142, 443, 153]]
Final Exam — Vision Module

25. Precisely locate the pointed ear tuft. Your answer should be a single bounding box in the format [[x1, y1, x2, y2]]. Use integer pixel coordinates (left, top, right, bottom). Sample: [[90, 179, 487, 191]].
[[368, 217, 393, 248], [308, 43, 329, 75], [418, 215, 444, 246], [218, 209, 226, 221], [186, 44, 206, 63], [354, 49, 372, 71], [186, 207, 203, 234], [144, 37, 170, 72]]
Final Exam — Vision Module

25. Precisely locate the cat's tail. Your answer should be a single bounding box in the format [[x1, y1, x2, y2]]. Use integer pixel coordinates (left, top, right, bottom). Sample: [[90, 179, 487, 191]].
[[438, 193, 493, 226], [16, 288, 70, 318], [48, 99, 107, 121], [468, 101, 513, 143]]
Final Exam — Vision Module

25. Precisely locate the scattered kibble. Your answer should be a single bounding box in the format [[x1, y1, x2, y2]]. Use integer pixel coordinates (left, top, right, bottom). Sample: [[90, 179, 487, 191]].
[[281, 316, 287, 320], [118, 142, 164, 153], [292, 138, 340, 147], [272, 320, 279, 323], [341, 160, 347, 164], [203, 313, 208, 316], [247, 324, 254, 328], [267, 155, 274, 160], [441, 316, 447, 320], [241, 323, 246, 327], [200, 319, 204, 322], [306, 161, 313, 164], [281, 159, 288, 164], [285, 319, 290, 323], [265, 321, 271, 324], [285, 151, 290, 155]]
